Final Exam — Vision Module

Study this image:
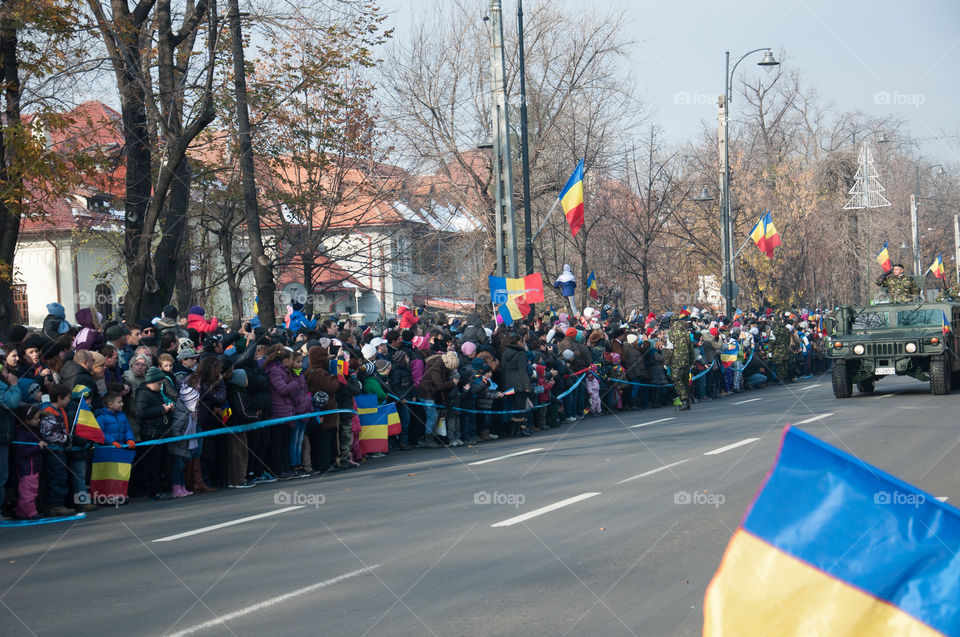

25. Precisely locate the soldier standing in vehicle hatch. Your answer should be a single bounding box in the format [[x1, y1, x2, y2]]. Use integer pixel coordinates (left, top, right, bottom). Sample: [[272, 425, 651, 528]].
[[876, 263, 921, 302]]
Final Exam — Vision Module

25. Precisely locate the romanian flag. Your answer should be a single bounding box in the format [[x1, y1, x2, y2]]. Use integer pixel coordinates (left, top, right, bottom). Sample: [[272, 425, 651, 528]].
[[497, 295, 526, 326], [547, 304, 557, 319], [90, 446, 134, 500], [586, 271, 599, 300], [927, 252, 945, 279], [559, 159, 585, 237], [488, 273, 545, 304], [329, 358, 347, 384], [356, 394, 387, 454], [72, 395, 105, 443], [748, 210, 781, 258], [876, 241, 891, 272], [719, 342, 739, 368], [678, 306, 691, 318], [943, 310, 951, 335], [379, 402, 401, 437], [705, 426, 960, 636], [221, 401, 232, 425]]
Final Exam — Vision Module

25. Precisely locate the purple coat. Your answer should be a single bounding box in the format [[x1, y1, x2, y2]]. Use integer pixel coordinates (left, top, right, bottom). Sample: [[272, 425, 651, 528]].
[[266, 362, 309, 424], [15, 425, 43, 477]]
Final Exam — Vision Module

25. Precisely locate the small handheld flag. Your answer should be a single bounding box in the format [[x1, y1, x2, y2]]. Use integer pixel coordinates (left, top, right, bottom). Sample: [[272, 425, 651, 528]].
[[220, 401, 233, 426], [559, 159, 585, 237], [329, 358, 347, 384], [748, 211, 781, 258], [72, 395, 105, 443], [927, 253, 945, 279], [678, 306, 691, 318], [586, 271, 599, 300], [356, 394, 387, 454], [875, 241, 891, 272], [944, 310, 951, 335]]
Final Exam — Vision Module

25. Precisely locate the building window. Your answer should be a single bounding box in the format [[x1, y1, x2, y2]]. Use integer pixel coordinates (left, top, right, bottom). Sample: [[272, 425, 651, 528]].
[[12, 284, 27, 324], [95, 283, 114, 322]]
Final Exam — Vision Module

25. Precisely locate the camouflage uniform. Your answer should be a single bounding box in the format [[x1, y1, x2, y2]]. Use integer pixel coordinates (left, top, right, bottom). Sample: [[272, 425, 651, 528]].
[[668, 319, 694, 409], [771, 319, 792, 382], [876, 272, 921, 303], [936, 283, 960, 302]]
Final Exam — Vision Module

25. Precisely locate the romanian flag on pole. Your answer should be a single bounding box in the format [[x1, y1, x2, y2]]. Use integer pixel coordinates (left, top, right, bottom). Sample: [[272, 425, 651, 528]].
[[72, 395, 105, 443], [927, 252, 945, 279], [876, 241, 892, 272], [748, 210, 781, 258], [719, 342, 739, 368], [329, 358, 347, 384], [705, 426, 960, 636], [488, 273, 545, 304], [497, 295, 527, 327], [586, 271, 599, 300], [356, 394, 387, 454], [943, 310, 951, 335], [90, 446, 134, 500], [678, 306, 691, 318], [559, 159, 585, 237]]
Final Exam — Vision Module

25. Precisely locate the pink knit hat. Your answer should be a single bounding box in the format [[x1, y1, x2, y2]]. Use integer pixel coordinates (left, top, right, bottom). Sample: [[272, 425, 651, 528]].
[[412, 335, 429, 351]]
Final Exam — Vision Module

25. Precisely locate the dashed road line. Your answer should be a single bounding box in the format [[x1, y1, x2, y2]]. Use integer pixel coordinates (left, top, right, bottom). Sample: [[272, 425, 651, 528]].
[[703, 438, 760, 456], [616, 460, 690, 484]]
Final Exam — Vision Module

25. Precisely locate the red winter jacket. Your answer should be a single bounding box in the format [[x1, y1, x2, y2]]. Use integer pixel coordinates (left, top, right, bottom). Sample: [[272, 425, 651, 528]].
[[398, 306, 419, 329], [187, 313, 219, 335]]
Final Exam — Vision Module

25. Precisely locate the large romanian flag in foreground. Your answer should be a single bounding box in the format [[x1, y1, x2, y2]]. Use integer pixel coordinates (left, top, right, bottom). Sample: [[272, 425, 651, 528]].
[[704, 426, 960, 636], [90, 446, 135, 499], [559, 159, 584, 237], [488, 273, 545, 304]]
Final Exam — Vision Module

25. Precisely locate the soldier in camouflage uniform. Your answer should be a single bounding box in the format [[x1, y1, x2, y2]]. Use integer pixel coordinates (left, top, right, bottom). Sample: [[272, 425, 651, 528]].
[[936, 282, 960, 302], [876, 263, 921, 302], [667, 316, 694, 410], [771, 317, 792, 383]]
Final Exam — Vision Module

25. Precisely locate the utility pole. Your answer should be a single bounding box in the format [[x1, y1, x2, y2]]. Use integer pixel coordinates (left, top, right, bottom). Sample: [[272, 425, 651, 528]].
[[488, 0, 517, 277], [911, 166, 922, 276], [954, 213, 959, 284], [517, 0, 533, 279], [717, 91, 733, 314]]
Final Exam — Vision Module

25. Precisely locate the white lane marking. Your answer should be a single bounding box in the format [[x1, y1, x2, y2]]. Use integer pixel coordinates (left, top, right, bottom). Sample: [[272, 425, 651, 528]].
[[491, 492, 601, 528], [873, 393, 895, 399], [798, 384, 822, 390], [793, 413, 834, 425], [629, 417, 674, 429], [153, 506, 305, 542], [936, 496, 949, 502], [468, 448, 545, 465], [733, 398, 762, 405], [168, 564, 380, 637], [703, 438, 760, 456], [616, 459, 690, 484]]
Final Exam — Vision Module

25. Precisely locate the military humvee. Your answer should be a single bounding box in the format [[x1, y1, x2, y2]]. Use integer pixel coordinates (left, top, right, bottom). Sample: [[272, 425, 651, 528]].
[[827, 302, 960, 397]]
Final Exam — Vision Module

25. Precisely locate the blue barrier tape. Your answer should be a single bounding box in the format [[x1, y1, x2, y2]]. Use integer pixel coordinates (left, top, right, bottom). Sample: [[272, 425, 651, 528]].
[[10, 408, 358, 450], [390, 373, 586, 415]]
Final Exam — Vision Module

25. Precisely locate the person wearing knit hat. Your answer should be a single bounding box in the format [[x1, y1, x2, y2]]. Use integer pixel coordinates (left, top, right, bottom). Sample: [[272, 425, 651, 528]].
[[143, 366, 165, 384], [626, 333, 638, 345], [411, 335, 429, 351], [42, 302, 70, 339], [186, 305, 219, 335], [565, 327, 578, 338], [460, 341, 477, 357], [471, 356, 490, 372], [361, 361, 376, 377], [441, 351, 459, 370], [374, 359, 392, 375], [562, 349, 575, 360], [361, 343, 377, 361]]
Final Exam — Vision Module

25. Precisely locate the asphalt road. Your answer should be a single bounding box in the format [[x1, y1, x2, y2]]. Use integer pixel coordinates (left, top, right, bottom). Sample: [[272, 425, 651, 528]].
[[3, 373, 959, 636]]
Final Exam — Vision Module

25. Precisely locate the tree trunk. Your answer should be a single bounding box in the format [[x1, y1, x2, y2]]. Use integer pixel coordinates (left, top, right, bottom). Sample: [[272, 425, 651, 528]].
[[301, 253, 314, 318], [0, 13, 21, 335], [641, 257, 650, 317], [151, 157, 191, 317], [229, 0, 275, 327]]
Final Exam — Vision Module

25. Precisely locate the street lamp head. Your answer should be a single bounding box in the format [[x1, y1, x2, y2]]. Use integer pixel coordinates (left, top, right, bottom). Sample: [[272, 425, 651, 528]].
[[694, 187, 715, 202], [877, 131, 889, 143], [934, 165, 946, 177], [757, 50, 779, 72], [476, 134, 494, 151]]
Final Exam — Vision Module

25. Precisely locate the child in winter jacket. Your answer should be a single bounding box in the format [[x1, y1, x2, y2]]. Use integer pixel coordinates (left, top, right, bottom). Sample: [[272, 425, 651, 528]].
[[14, 404, 44, 519], [96, 392, 136, 448], [39, 384, 73, 516], [186, 305, 219, 335]]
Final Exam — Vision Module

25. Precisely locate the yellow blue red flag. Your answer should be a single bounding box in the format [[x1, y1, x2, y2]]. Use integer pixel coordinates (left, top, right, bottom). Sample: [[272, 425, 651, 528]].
[[928, 252, 945, 279], [586, 271, 598, 300], [876, 241, 891, 272], [559, 159, 584, 237], [748, 210, 781, 258], [72, 395, 104, 443], [705, 426, 960, 636]]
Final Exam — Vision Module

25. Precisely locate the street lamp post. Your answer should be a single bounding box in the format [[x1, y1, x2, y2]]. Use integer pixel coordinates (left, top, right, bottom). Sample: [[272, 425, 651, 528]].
[[517, 0, 534, 280], [718, 48, 779, 315]]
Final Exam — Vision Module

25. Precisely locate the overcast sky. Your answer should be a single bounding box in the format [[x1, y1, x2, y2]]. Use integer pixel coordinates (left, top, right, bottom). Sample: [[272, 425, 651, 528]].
[[378, 0, 960, 163]]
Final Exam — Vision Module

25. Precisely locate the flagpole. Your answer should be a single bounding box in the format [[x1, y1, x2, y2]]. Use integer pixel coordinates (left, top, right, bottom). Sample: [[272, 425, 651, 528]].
[[531, 197, 562, 242], [733, 235, 753, 259]]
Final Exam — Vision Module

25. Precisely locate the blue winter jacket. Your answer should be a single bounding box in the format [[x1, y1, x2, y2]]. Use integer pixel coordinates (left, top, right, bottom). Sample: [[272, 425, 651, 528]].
[[95, 407, 135, 445], [288, 311, 317, 334], [554, 279, 576, 297], [0, 380, 22, 444]]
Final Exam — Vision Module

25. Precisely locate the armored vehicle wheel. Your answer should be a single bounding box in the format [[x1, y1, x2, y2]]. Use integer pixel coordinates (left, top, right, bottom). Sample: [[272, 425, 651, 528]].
[[832, 360, 852, 398], [857, 379, 876, 394], [930, 354, 951, 395]]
